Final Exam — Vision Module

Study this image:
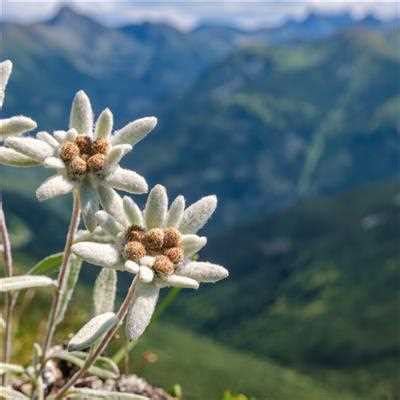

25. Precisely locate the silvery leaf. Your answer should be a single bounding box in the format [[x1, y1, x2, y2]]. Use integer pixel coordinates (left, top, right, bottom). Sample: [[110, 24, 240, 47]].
[[0, 275, 56, 292], [67, 388, 148, 399], [51, 350, 118, 380], [55, 255, 82, 325], [93, 268, 117, 315], [68, 312, 118, 351], [0, 362, 24, 375], [0, 386, 29, 399]]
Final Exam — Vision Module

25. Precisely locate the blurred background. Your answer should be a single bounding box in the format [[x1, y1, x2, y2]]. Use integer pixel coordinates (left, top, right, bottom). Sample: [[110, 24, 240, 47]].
[[0, 1, 399, 399]]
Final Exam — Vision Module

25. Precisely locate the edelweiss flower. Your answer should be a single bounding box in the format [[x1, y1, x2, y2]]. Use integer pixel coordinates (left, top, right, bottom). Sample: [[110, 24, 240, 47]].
[[3, 90, 157, 230], [72, 185, 229, 340], [0, 60, 38, 166]]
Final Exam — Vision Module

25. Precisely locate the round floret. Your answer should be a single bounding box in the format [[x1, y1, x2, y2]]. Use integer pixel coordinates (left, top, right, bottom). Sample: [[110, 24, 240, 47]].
[[124, 241, 146, 262], [87, 154, 105, 172], [153, 255, 174, 275], [164, 247, 184, 264], [144, 228, 164, 251], [75, 135, 93, 155], [69, 156, 87, 176], [125, 225, 145, 242], [60, 142, 80, 162], [92, 138, 109, 155], [163, 227, 182, 248]]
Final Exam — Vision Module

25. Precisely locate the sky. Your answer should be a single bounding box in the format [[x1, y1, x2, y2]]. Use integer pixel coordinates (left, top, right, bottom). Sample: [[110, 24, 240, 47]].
[[1, 0, 399, 30]]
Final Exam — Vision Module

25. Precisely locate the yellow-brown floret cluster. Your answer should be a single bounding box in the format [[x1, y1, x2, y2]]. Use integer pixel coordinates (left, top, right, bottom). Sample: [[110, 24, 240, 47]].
[[124, 226, 184, 275], [60, 135, 109, 177]]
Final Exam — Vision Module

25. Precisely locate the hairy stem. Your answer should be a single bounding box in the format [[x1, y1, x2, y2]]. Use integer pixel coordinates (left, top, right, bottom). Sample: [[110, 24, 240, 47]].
[[0, 193, 15, 386], [54, 278, 138, 399], [41, 191, 81, 366]]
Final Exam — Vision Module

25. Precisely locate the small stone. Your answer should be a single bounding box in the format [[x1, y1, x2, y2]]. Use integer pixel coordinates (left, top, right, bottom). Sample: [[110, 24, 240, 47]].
[[60, 142, 80, 162], [153, 255, 174, 275], [75, 135, 93, 155], [87, 153, 105, 172], [69, 156, 87, 176], [163, 227, 182, 248], [92, 138, 110, 155], [124, 241, 146, 262], [164, 247, 184, 264], [125, 225, 145, 242], [144, 228, 164, 251]]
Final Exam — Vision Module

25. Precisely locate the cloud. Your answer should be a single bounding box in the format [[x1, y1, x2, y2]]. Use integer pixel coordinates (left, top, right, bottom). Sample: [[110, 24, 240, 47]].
[[2, 0, 398, 29]]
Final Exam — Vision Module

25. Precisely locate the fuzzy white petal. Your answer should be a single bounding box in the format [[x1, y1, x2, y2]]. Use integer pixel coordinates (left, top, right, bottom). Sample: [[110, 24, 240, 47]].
[[176, 261, 229, 283], [139, 256, 155, 268], [105, 167, 148, 194], [103, 144, 132, 172], [53, 130, 68, 143], [66, 128, 78, 142], [5, 136, 54, 161], [0, 60, 12, 108], [80, 182, 100, 232], [138, 265, 154, 283], [123, 196, 144, 227], [69, 90, 93, 136], [165, 195, 185, 228], [0, 147, 40, 167], [95, 108, 113, 139], [144, 184, 168, 229], [124, 260, 140, 274], [111, 116, 157, 146], [97, 185, 129, 227], [72, 242, 122, 268], [182, 235, 207, 257], [95, 210, 123, 236], [125, 281, 159, 341], [36, 131, 59, 148], [160, 274, 199, 289], [0, 116, 37, 139], [43, 157, 65, 169], [36, 174, 75, 202], [179, 195, 217, 234]]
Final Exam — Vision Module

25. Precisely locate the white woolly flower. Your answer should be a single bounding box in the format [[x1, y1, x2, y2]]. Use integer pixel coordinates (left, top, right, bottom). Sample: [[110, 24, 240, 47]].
[[3, 90, 157, 230], [72, 185, 229, 341], [0, 60, 38, 166]]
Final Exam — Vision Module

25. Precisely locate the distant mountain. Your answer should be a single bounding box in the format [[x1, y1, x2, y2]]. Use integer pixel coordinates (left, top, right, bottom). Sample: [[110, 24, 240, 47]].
[[168, 181, 400, 398], [0, 8, 399, 231], [145, 29, 400, 227]]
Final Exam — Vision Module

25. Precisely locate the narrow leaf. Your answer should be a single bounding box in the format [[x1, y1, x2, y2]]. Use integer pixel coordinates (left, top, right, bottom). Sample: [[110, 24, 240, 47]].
[[68, 312, 118, 351], [0, 386, 29, 399], [0, 275, 56, 292], [28, 252, 63, 275], [68, 388, 148, 399], [93, 269, 117, 315], [51, 351, 118, 380], [0, 362, 24, 375], [55, 255, 82, 325], [69, 352, 120, 376]]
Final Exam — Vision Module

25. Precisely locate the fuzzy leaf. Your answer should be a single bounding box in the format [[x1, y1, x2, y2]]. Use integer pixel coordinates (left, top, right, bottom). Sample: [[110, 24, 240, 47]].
[[70, 352, 120, 377], [28, 252, 63, 275], [68, 388, 148, 399], [68, 312, 118, 351], [0, 275, 56, 292], [0, 386, 29, 399], [55, 255, 82, 325], [51, 351, 118, 380], [93, 269, 117, 315], [0, 362, 24, 375]]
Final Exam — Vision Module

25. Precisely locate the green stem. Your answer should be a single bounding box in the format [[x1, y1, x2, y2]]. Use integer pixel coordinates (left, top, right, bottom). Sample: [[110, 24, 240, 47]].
[[41, 190, 81, 366]]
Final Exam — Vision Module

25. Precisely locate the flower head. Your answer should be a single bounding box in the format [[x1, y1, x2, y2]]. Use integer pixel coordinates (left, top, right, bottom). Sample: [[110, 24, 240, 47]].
[[72, 185, 229, 340], [0, 60, 38, 166], [3, 90, 157, 230]]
